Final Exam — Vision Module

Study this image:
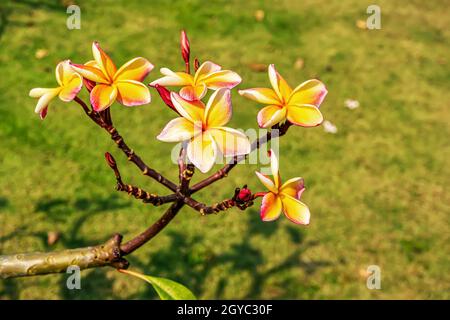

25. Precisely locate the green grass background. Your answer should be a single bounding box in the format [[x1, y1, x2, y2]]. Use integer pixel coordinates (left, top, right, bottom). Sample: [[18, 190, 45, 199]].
[[0, 0, 449, 299]]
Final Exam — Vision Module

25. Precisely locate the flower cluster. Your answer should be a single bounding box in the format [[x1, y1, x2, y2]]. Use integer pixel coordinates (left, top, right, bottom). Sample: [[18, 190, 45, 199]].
[[29, 31, 327, 226]]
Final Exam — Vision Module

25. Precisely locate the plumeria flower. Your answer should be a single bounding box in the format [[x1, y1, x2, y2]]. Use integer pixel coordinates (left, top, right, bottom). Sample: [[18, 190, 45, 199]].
[[71, 42, 153, 111], [150, 61, 241, 101], [239, 64, 327, 128], [255, 150, 310, 225], [29, 60, 82, 119], [157, 88, 250, 173]]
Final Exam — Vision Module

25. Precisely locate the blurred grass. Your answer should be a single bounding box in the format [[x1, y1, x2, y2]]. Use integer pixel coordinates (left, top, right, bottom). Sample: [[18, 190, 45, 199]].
[[0, 0, 449, 299]]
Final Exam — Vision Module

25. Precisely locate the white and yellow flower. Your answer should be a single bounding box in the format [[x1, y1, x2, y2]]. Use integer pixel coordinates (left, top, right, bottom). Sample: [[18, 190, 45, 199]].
[[256, 150, 310, 225], [29, 60, 83, 119], [150, 61, 241, 101], [71, 42, 153, 111], [157, 88, 250, 173], [239, 64, 327, 128]]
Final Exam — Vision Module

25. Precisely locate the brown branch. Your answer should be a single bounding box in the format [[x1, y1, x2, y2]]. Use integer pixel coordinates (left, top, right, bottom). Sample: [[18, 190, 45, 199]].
[[120, 200, 184, 255], [190, 122, 292, 193], [0, 234, 128, 279]]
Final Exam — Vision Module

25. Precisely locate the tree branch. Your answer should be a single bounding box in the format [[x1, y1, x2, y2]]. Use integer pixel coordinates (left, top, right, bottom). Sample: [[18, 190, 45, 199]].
[[189, 122, 292, 193]]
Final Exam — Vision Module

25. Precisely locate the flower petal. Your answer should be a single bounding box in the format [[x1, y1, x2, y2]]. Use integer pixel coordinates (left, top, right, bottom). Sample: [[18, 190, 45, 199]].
[[31, 88, 60, 114], [59, 73, 82, 102], [287, 104, 323, 127], [150, 68, 193, 86], [280, 177, 305, 199], [200, 70, 241, 90], [179, 84, 207, 101], [70, 63, 109, 84], [288, 79, 327, 107], [187, 133, 217, 173], [114, 57, 154, 82], [268, 64, 292, 102], [260, 192, 282, 222], [208, 127, 250, 156], [281, 194, 310, 225], [238, 88, 280, 105], [204, 88, 232, 128], [257, 105, 286, 128], [194, 61, 221, 83], [56, 60, 77, 86], [90, 84, 117, 111], [171, 92, 205, 123], [157, 117, 195, 142], [269, 149, 280, 188], [92, 41, 117, 80], [115, 80, 151, 107], [255, 171, 277, 194]]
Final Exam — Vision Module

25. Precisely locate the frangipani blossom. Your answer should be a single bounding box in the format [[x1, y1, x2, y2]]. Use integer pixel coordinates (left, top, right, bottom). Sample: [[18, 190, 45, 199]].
[[239, 64, 327, 128], [29, 60, 82, 119], [256, 150, 310, 225], [150, 61, 241, 101], [71, 42, 153, 111], [157, 88, 251, 173]]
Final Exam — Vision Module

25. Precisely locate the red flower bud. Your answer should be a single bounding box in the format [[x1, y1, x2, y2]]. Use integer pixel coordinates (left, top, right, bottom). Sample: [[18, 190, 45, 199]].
[[150, 84, 181, 116], [39, 106, 48, 120], [180, 30, 190, 65], [83, 78, 96, 92], [237, 187, 252, 202], [104, 152, 116, 168]]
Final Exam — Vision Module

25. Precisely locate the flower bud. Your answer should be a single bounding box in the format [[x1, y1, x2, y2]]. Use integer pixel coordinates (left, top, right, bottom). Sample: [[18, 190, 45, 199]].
[[151, 84, 181, 116], [237, 187, 252, 202], [83, 78, 96, 92], [39, 106, 48, 120], [194, 58, 200, 71], [180, 30, 190, 64]]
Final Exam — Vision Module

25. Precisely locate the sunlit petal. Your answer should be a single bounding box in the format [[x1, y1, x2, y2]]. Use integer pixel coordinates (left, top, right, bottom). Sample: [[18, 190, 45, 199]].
[[204, 88, 232, 128], [280, 177, 305, 199], [59, 73, 83, 102], [286, 104, 323, 127], [200, 70, 241, 90], [208, 127, 250, 156], [150, 68, 193, 86], [114, 57, 154, 82], [288, 79, 327, 107], [115, 80, 151, 107], [187, 133, 217, 173], [70, 63, 109, 84], [269, 149, 280, 188], [238, 88, 280, 105], [257, 105, 286, 128], [194, 61, 221, 83], [268, 64, 292, 102], [90, 84, 117, 111], [32, 88, 60, 114], [157, 117, 195, 142], [281, 194, 310, 225], [179, 84, 207, 101], [55, 60, 76, 86], [171, 92, 205, 123], [92, 41, 116, 80], [260, 192, 282, 222], [255, 171, 277, 194]]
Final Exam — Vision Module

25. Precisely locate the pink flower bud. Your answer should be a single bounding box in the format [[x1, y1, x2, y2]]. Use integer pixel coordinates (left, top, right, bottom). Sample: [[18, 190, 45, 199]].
[[151, 84, 181, 116], [194, 58, 200, 71], [237, 187, 252, 202], [83, 78, 96, 92], [180, 30, 190, 64]]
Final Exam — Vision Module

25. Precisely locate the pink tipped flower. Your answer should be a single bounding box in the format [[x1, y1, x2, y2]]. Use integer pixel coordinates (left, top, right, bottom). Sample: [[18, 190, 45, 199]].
[[150, 61, 241, 101], [157, 88, 251, 173], [180, 30, 190, 64], [71, 42, 153, 111], [239, 64, 327, 128], [29, 60, 83, 119], [255, 150, 310, 225]]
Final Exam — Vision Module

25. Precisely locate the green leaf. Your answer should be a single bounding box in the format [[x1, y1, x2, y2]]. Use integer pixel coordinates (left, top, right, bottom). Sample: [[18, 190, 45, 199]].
[[119, 269, 197, 300]]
